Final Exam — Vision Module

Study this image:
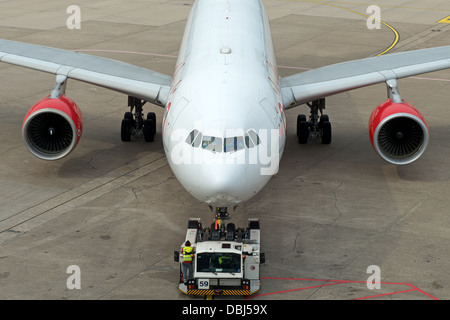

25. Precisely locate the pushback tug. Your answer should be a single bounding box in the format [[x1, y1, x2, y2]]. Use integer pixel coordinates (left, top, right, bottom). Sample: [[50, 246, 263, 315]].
[[174, 209, 265, 296]]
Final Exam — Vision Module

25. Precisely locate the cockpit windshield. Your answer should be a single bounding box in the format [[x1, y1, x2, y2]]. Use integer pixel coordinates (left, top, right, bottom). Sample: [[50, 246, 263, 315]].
[[196, 252, 241, 273], [185, 129, 261, 153], [201, 136, 223, 153], [224, 136, 245, 152]]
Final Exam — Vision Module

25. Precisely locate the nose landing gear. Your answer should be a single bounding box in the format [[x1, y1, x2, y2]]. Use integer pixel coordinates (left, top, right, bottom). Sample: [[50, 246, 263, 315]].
[[213, 207, 230, 232]]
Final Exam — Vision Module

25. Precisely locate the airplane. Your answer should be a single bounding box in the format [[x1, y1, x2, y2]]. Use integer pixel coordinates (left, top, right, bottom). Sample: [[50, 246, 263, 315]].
[[1, 0, 450, 222]]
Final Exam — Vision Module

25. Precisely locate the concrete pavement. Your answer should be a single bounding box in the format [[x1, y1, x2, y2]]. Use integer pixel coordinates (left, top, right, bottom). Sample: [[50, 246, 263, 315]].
[[1, 0, 450, 300]]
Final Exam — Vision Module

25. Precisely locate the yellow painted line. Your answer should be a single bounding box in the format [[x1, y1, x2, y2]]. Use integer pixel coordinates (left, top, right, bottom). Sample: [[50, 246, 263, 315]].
[[437, 16, 450, 24], [325, 3, 399, 56], [282, 0, 400, 56]]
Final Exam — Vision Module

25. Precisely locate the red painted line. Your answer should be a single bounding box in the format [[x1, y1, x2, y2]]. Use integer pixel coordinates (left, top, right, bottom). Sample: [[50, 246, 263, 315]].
[[254, 277, 439, 300], [406, 283, 440, 300], [352, 288, 418, 300]]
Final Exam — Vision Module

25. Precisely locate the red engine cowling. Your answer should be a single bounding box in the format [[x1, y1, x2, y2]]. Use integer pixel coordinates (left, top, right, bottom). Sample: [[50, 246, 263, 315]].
[[369, 99, 429, 165], [22, 95, 83, 160]]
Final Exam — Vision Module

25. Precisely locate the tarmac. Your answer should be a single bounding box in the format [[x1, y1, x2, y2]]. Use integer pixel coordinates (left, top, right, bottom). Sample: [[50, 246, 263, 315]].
[[1, 0, 450, 300]]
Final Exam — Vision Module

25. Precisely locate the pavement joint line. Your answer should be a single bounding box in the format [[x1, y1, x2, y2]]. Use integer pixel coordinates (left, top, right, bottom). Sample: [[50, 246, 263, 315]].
[[0, 151, 168, 245], [98, 254, 170, 300]]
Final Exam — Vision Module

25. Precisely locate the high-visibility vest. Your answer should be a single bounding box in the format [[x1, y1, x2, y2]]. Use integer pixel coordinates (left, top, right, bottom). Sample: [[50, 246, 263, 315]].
[[219, 256, 230, 265], [182, 246, 193, 263]]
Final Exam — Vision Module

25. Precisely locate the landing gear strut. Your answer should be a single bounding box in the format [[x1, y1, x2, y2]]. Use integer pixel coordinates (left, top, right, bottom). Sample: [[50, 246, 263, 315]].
[[121, 96, 156, 142], [296, 98, 332, 144], [213, 207, 230, 232], [211, 207, 231, 234]]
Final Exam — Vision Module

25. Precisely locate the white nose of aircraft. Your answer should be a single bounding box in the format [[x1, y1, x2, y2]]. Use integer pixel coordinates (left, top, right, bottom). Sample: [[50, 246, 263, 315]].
[[198, 162, 246, 206], [163, 98, 282, 209], [165, 134, 274, 207]]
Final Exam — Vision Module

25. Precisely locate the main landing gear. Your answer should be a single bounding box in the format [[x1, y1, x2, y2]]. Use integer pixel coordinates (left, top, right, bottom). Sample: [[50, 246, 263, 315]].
[[297, 98, 332, 144], [121, 96, 156, 142]]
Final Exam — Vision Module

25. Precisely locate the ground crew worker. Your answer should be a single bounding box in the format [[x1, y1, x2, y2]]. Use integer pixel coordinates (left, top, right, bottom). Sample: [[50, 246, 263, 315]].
[[182, 240, 194, 284], [218, 255, 231, 268]]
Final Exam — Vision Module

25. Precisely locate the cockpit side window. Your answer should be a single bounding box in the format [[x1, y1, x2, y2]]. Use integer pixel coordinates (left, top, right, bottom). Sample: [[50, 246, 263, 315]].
[[244, 130, 261, 148], [185, 129, 202, 147]]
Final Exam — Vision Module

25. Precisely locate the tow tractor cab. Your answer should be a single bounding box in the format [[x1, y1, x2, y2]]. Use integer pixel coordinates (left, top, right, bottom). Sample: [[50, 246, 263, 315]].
[[175, 218, 265, 296]]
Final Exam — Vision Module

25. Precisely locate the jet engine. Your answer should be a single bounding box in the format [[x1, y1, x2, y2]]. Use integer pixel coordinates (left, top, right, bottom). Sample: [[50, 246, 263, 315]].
[[22, 95, 83, 160], [369, 99, 429, 165]]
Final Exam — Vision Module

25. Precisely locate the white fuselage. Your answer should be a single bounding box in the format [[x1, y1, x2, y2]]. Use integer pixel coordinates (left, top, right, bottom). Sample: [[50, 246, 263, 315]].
[[162, 0, 286, 207]]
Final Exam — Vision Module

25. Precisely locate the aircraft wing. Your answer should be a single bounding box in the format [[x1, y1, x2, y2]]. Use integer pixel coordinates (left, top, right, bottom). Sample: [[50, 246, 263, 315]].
[[281, 45, 450, 108], [0, 39, 172, 107]]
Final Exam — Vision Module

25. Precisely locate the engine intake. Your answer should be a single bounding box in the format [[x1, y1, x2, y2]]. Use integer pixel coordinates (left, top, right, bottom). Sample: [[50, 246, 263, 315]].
[[22, 95, 83, 160], [369, 99, 429, 165]]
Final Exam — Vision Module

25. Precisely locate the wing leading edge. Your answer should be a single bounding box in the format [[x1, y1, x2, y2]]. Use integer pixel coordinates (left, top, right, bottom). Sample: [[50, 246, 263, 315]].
[[281, 45, 450, 108], [0, 39, 172, 107]]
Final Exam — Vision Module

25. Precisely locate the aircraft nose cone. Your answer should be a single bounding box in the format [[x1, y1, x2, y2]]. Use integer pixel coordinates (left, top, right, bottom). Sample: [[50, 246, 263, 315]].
[[199, 164, 246, 205]]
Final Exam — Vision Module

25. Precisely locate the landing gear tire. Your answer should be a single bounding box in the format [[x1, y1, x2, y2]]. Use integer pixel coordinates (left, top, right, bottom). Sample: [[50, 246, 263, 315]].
[[124, 111, 133, 122], [144, 119, 155, 142], [147, 112, 157, 135], [121, 118, 132, 142], [144, 112, 156, 142], [297, 114, 309, 144], [319, 114, 332, 144], [320, 120, 332, 144], [147, 112, 156, 125]]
